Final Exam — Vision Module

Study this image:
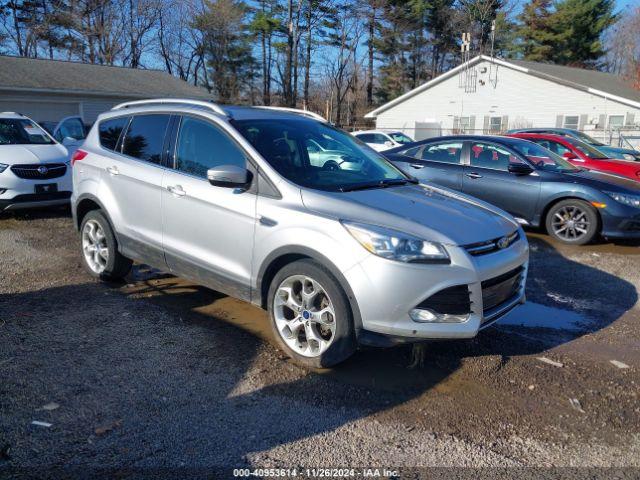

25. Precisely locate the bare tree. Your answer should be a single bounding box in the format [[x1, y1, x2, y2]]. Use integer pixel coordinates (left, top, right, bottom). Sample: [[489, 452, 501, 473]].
[[605, 6, 640, 89]]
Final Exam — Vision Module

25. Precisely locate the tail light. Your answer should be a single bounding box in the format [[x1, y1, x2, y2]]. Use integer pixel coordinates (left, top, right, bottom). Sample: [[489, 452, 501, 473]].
[[71, 149, 88, 166]]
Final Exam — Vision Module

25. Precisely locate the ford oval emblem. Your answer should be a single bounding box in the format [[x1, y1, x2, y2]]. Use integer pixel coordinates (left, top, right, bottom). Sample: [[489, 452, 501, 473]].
[[497, 236, 510, 249], [38, 166, 48, 175]]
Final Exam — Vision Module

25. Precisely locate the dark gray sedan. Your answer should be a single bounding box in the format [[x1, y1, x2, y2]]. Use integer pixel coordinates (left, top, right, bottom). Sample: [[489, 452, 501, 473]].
[[384, 135, 640, 245]]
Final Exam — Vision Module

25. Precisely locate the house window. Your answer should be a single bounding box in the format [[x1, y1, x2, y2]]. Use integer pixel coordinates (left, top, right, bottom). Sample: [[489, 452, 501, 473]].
[[608, 115, 624, 130], [489, 116, 502, 133], [563, 115, 579, 130]]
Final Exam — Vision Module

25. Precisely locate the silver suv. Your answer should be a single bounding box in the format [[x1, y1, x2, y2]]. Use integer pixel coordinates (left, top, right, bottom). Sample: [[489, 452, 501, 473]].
[[71, 99, 529, 367]]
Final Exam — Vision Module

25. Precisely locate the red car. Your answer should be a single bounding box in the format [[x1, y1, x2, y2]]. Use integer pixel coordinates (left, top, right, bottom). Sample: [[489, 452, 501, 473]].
[[508, 133, 640, 182]]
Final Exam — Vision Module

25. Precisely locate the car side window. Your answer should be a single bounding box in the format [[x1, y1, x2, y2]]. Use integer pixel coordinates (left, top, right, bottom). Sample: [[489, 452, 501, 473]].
[[470, 142, 522, 171], [174, 116, 246, 179], [419, 142, 463, 164], [58, 118, 85, 140], [401, 146, 421, 157], [373, 134, 389, 144], [122, 114, 171, 165], [356, 133, 374, 143], [99, 116, 129, 151]]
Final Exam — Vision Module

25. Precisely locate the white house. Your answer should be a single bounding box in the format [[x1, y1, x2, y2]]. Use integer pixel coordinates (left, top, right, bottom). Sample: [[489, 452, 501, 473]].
[[365, 55, 640, 144], [0, 55, 212, 124]]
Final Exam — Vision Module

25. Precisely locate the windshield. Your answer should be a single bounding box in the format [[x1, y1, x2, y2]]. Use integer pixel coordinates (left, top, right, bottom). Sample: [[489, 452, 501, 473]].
[[389, 132, 413, 144], [510, 140, 581, 173], [572, 130, 605, 146], [565, 138, 609, 159], [0, 119, 54, 145], [233, 119, 411, 192]]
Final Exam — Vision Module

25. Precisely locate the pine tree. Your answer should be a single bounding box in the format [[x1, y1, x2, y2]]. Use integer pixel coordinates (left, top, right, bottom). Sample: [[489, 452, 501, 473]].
[[547, 0, 618, 67], [517, 0, 556, 61]]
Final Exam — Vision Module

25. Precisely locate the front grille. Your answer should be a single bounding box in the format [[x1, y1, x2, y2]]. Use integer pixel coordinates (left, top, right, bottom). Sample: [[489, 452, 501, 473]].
[[464, 230, 519, 256], [416, 284, 471, 315], [481, 266, 524, 313], [11, 163, 67, 180]]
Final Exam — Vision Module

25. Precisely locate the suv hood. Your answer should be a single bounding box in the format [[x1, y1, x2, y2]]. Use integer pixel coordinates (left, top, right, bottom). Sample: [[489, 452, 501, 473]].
[[301, 183, 519, 246], [0, 144, 68, 165]]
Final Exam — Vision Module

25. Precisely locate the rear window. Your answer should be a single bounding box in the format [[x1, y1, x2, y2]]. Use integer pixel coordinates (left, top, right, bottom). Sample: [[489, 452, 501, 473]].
[[122, 114, 171, 164], [99, 117, 129, 151]]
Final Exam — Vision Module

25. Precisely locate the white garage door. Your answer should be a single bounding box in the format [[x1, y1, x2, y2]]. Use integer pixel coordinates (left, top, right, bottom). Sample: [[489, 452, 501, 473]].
[[0, 101, 80, 122], [82, 101, 118, 123]]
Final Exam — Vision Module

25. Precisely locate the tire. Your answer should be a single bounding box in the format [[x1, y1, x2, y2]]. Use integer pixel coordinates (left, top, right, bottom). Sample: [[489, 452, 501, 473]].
[[267, 259, 356, 368], [545, 199, 599, 245], [80, 210, 132, 281]]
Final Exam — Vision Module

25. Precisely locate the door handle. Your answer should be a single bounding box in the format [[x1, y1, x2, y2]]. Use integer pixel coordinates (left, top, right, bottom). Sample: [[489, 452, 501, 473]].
[[465, 172, 483, 179], [106, 166, 119, 176], [410, 164, 425, 169], [167, 185, 186, 197], [259, 215, 277, 227]]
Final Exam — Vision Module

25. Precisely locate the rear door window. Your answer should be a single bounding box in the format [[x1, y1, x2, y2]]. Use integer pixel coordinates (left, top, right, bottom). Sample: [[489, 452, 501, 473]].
[[122, 114, 171, 164], [419, 142, 463, 164], [99, 117, 129, 151]]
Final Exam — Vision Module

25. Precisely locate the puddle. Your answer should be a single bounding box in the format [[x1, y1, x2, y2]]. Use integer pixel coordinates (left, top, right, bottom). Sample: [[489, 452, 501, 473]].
[[498, 301, 593, 332]]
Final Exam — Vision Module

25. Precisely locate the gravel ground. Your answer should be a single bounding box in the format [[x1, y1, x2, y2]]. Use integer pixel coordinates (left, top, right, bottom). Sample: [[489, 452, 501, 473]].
[[1, 209, 639, 478]]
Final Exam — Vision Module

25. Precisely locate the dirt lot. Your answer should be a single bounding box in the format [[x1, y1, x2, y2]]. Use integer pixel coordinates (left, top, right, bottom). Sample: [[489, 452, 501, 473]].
[[1, 208, 639, 477]]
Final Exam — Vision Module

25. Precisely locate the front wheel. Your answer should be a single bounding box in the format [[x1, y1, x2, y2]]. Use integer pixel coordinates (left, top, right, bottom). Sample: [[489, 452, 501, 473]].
[[545, 199, 599, 245], [267, 259, 356, 368]]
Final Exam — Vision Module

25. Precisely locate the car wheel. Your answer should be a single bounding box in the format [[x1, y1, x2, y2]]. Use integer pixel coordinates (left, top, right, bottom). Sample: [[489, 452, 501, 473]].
[[267, 259, 356, 368], [80, 210, 132, 281], [545, 199, 599, 245]]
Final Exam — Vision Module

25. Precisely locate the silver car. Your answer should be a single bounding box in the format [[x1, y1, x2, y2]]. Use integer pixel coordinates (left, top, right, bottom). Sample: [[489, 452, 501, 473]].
[[71, 99, 529, 368]]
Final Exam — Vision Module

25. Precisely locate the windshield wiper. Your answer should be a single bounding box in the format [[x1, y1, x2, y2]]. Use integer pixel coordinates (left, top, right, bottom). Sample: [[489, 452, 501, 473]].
[[339, 178, 411, 192]]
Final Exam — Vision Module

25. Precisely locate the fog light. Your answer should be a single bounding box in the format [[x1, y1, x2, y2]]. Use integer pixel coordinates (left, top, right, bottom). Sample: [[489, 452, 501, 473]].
[[409, 308, 470, 323]]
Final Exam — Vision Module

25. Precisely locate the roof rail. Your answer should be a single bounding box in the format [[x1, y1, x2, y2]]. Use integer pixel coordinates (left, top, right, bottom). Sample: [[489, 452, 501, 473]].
[[112, 98, 227, 117], [255, 106, 326, 122]]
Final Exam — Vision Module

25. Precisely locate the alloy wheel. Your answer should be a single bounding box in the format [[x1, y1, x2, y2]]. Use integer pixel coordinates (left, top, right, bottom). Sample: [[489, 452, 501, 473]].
[[551, 205, 591, 241], [273, 275, 337, 358], [82, 219, 109, 274]]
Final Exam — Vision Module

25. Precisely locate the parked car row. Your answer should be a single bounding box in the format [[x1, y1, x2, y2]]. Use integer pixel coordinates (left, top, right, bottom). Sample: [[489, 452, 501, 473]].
[[1, 101, 639, 368], [384, 135, 640, 245]]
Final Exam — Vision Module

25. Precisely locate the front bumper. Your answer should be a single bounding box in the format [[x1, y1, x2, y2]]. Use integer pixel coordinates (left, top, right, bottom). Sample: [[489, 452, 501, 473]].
[[0, 164, 72, 211], [600, 204, 640, 239], [344, 231, 529, 341]]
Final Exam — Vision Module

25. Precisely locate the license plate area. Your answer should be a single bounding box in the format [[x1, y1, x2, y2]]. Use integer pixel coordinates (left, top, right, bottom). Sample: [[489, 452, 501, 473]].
[[35, 183, 58, 194]]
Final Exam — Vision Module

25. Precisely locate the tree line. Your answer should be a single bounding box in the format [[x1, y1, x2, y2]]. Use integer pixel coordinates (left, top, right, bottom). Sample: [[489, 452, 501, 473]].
[[0, 0, 636, 125]]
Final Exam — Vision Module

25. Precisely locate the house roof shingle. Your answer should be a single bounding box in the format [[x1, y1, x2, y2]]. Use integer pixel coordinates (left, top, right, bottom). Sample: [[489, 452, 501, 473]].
[[0, 55, 211, 99], [366, 55, 640, 118], [509, 59, 640, 104]]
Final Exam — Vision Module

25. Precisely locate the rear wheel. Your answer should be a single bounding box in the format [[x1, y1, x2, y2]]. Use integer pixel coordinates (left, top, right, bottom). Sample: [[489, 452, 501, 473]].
[[545, 199, 599, 245], [268, 259, 356, 368], [80, 210, 132, 280]]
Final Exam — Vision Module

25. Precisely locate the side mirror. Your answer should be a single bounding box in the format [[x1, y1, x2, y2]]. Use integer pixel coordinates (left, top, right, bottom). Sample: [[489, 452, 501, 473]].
[[62, 136, 79, 146], [207, 165, 251, 188], [562, 151, 577, 160], [508, 163, 534, 175]]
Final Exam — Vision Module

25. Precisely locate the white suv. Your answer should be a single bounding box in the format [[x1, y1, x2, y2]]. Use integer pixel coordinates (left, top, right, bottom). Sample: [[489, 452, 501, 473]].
[[352, 130, 414, 152], [72, 99, 528, 368], [0, 112, 72, 211]]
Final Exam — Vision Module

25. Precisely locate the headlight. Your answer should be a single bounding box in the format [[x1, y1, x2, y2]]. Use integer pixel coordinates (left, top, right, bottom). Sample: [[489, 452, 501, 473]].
[[605, 191, 640, 208], [341, 221, 450, 264], [0, 163, 8, 173]]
